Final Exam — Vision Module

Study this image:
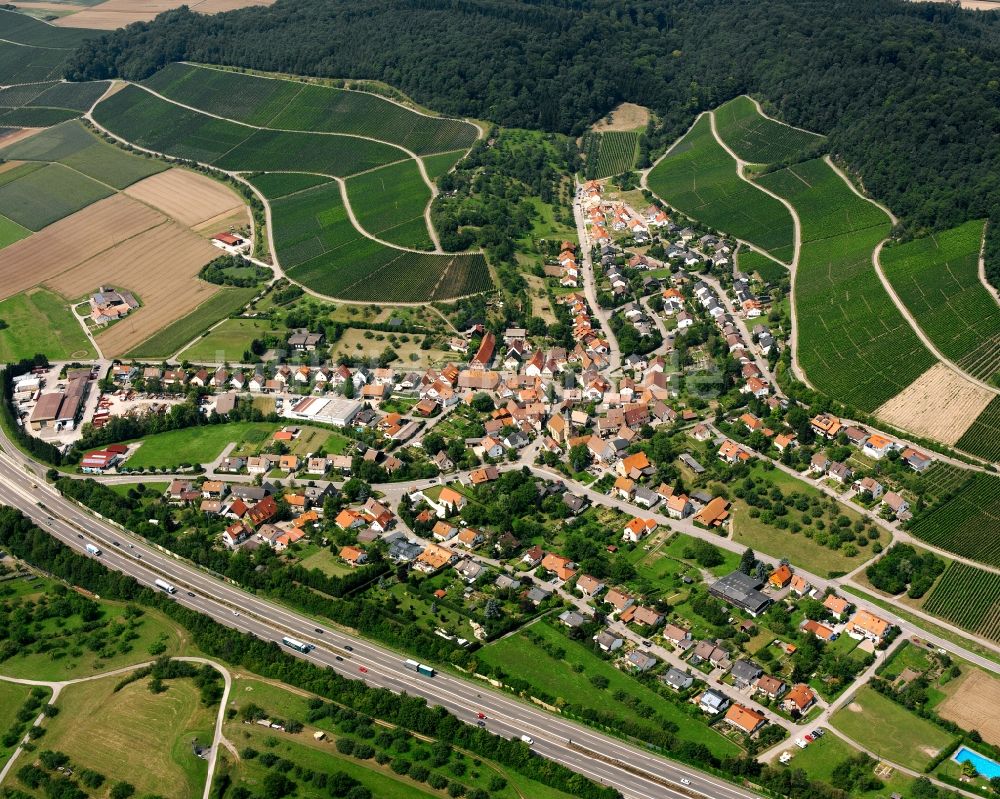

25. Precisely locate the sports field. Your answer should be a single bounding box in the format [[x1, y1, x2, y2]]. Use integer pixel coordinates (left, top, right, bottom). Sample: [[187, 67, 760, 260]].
[[0, 288, 95, 361], [344, 159, 434, 249], [713, 96, 824, 164], [0, 119, 168, 190], [646, 114, 795, 260], [40, 674, 216, 799], [881, 220, 1000, 383], [831, 686, 955, 771], [142, 62, 479, 155], [757, 158, 936, 411], [123, 422, 278, 468]]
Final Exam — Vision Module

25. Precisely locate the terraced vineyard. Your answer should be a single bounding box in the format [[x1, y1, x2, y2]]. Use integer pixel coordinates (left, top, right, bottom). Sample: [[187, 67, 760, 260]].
[[924, 563, 1000, 643], [714, 96, 824, 164], [590, 131, 639, 177], [345, 159, 434, 250], [909, 471, 1000, 567], [881, 220, 1000, 383], [142, 63, 479, 155], [93, 86, 401, 176], [756, 158, 935, 410], [646, 114, 795, 260], [956, 397, 1000, 463], [254, 175, 489, 301]]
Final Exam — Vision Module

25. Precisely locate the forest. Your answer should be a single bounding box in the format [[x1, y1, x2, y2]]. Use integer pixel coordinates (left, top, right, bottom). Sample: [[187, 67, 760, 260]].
[[63, 0, 1000, 283]]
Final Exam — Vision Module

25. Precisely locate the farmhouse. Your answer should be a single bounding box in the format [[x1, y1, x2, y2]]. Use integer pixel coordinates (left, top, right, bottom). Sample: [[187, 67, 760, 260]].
[[89, 287, 139, 325]]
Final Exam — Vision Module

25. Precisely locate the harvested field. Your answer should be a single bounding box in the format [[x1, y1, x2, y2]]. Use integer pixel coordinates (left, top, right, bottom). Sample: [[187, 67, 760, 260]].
[[937, 668, 1000, 746], [52, 0, 274, 27], [49, 222, 220, 357], [124, 168, 247, 228], [876, 363, 993, 445], [0, 193, 164, 300], [0, 128, 43, 149], [591, 103, 650, 132]]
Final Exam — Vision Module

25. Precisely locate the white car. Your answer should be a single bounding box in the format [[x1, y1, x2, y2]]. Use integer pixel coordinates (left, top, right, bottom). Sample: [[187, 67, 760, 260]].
[[680, 778, 691, 786]]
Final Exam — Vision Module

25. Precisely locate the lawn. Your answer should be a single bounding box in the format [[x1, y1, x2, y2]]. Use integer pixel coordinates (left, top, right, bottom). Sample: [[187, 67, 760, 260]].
[[108, 481, 171, 498], [0, 213, 29, 249], [0, 681, 34, 761], [178, 317, 272, 362], [0, 288, 96, 361], [125, 286, 257, 359], [646, 113, 795, 261], [40, 673, 216, 799], [785, 733, 914, 798], [478, 620, 741, 759], [124, 422, 279, 469], [0, 599, 186, 681], [298, 547, 353, 577], [830, 686, 956, 771]]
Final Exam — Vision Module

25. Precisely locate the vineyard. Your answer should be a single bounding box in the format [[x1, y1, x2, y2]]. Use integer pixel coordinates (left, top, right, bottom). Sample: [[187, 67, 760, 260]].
[[345, 159, 434, 250], [142, 63, 479, 155], [0, 81, 110, 118], [908, 471, 1000, 567], [0, 10, 98, 86], [646, 114, 795, 261], [736, 248, 787, 286], [713, 96, 824, 164], [881, 220, 1000, 383], [955, 396, 1000, 463], [923, 563, 1000, 643], [423, 150, 466, 182], [93, 86, 400, 176], [756, 158, 936, 411], [911, 462, 975, 505], [256, 175, 490, 301], [243, 172, 332, 200], [589, 132, 639, 178]]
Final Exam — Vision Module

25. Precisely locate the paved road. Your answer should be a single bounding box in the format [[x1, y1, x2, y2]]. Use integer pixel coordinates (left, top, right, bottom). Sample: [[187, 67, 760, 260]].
[[0, 454, 761, 799]]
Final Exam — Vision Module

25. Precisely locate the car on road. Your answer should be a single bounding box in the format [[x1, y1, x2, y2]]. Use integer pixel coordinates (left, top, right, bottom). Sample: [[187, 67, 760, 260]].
[[113, 541, 120, 547], [335, 655, 343, 661], [314, 628, 324, 634], [520, 735, 533, 745], [233, 610, 240, 616], [77, 534, 83, 539], [344, 645, 353, 651], [642, 640, 652, 647], [187, 592, 194, 597], [680, 778, 691, 786], [813, 728, 825, 737], [476, 712, 486, 719], [477, 720, 485, 727], [358, 666, 368, 673]]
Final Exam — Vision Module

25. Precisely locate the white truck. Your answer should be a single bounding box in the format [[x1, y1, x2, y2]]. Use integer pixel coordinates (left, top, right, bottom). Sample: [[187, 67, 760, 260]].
[[154, 578, 177, 594], [84, 543, 102, 556]]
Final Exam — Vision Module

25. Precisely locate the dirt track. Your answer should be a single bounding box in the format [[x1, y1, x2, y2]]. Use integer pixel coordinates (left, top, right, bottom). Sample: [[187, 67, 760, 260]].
[[876, 363, 993, 445]]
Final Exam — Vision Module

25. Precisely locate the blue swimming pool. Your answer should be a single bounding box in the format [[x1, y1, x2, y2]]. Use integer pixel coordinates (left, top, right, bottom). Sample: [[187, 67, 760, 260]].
[[954, 746, 1000, 779]]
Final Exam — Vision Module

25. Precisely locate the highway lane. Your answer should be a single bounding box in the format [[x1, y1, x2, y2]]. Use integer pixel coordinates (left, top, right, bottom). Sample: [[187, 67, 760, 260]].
[[0, 459, 761, 799]]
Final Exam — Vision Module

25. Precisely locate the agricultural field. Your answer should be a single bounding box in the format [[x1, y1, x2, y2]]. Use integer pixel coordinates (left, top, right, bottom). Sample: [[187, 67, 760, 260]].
[[881, 220, 1000, 383], [911, 461, 975, 504], [713, 95, 824, 164], [124, 286, 258, 359], [736, 247, 787, 286], [830, 686, 956, 771], [93, 85, 401, 176], [590, 131, 639, 177], [245, 171, 332, 199], [756, 157, 936, 411], [875, 363, 993, 447], [122, 167, 247, 229], [0, 80, 109, 124], [0, 214, 30, 249], [955, 395, 1000, 463], [30, 674, 216, 799], [344, 159, 434, 249], [908, 471, 1000, 568], [0, 119, 168, 190], [422, 149, 465, 181], [177, 317, 272, 362], [257, 176, 492, 301], [0, 9, 98, 83], [937, 667, 1000, 747], [646, 114, 795, 260], [46, 0, 276, 29], [923, 563, 1000, 643], [0, 287, 95, 361], [0, 162, 112, 231], [142, 62, 480, 155]]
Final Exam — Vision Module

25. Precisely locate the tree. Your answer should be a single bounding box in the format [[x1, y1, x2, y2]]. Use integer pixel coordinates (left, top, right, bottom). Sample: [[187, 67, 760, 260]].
[[110, 782, 136, 799], [569, 443, 589, 472], [739, 547, 756, 575], [261, 771, 295, 799]]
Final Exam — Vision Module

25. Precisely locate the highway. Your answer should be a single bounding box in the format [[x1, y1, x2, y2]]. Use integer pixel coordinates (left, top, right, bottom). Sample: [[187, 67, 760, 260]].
[[0, 446, 761, 799]]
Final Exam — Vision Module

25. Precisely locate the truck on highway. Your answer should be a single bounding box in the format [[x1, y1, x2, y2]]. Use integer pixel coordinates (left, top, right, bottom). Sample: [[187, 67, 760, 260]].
[[520, 735, 534, 745], [403, 659, 436, 677], [84, 543, 102, 556], [154, 578, 177, 594], [282, 636, 313, 654]]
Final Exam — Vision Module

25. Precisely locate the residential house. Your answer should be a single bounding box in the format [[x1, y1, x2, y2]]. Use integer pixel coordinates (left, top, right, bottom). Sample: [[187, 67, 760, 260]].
[[541, 552, 576, 581], [848, 609, 891, 644], [801, 619, 837, 641], [699, 689, 731, 714], [755, 675, 787, 701], [663, 667, 695, 691], [595, 630, 624, 652], [823, 594, 851, 620], [768, 565, 792, 589], [576, 574, 606, 597], [730, 659, 763, 688], [853, 476, 884, 499], [626, 651, 658, 673], [724, 704, 767, 735], [882, 491, 910, 518], [339, 545, 368, 566], [622, 516, 656, 543], [782, 684, 817, 715]]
